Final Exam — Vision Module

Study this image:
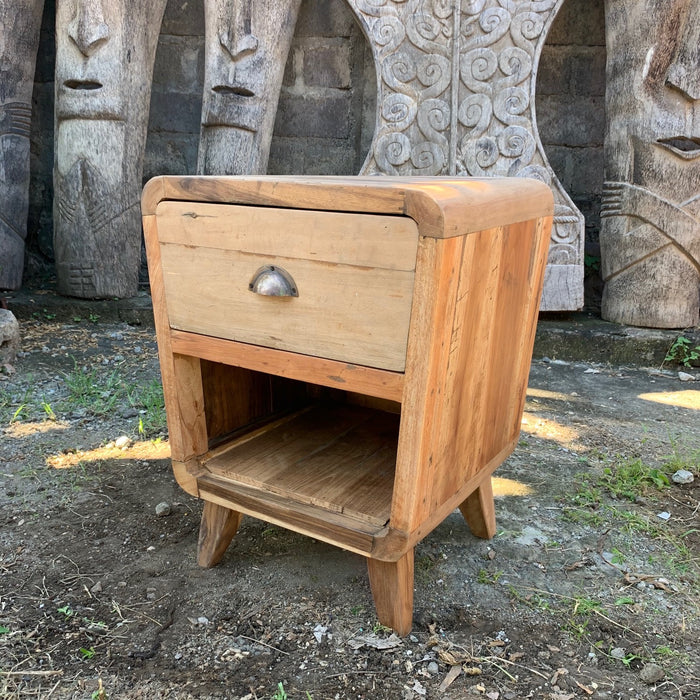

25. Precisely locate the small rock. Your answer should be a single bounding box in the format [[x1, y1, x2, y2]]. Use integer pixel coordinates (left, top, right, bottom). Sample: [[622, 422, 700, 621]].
[[678, 371, 695, 382], [114, 435, 131, 449], [639, 663, 665, 684], [120, 407, 139, 419], [313, 624, 327, 643], [610, 647, 626, 660], [155, 502, 171, 517], [0, 310, 21, 365], [427, 661, 439, 675], [656, 511, 671, 521], [89, 581, 103, 595], [672, 469, 694, 484]]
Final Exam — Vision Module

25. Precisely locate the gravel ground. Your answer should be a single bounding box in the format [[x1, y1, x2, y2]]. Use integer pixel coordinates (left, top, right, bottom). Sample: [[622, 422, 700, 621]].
[[0, 318, 698, 699]]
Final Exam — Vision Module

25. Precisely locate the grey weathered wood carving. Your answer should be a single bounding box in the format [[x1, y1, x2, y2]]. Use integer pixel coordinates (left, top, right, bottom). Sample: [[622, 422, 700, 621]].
[[198, 0, 302, 175], [346, 0, 584, 311], [601, 0, 699, 328], [53, 0, 168, 298], [0, 0, 45, 290]]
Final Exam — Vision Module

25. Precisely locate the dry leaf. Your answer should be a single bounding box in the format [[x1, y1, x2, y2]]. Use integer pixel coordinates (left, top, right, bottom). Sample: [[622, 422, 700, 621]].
[[438, 665, 462, 693], [575, 680, 594, 695]]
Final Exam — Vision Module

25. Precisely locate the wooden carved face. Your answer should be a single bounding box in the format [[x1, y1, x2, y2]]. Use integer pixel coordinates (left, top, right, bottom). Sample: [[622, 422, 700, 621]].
[[606, 0, 699, 202], [198, 0, 301, 174], [53, 0, 167, 298]]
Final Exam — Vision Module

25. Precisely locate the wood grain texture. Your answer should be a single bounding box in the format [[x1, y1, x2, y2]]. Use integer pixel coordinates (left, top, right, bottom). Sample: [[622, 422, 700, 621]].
[[170, 331, 404, 403], [141, 175, 554, 237], [157, 201, 418, 372], [0, 0, 44, 290], [367, 549, 414, 636], [143, 215, 208, 495], [197, 501, 244, 568], [198, 474, 383, 557], [204, 404, 398, 527], [458, 478, 496, 540], [394, 216, 551, 533]]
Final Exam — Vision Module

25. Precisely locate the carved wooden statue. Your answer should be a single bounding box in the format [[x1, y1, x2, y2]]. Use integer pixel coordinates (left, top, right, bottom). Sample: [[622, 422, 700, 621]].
[[53, 0, 167, 298], [0, 0, 45, 290], [601, 0, 699, 328], [347, 0, 584, 312], [197, 0, 302, 175]]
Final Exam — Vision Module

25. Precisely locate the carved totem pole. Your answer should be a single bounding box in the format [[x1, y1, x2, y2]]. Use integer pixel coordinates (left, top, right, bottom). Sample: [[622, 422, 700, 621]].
[[0, 0, 45, 290], [198, 0, 302, 175], [601, 0, 699, 328], [346, 0, 584, 311], [53, 0, 168, 298]]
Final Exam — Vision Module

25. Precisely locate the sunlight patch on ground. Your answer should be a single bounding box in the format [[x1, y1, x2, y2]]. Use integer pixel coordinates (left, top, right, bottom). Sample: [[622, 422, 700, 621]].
[[521, 411, 580, 447], [637, 390, 700, 411], [47, 440, 171, 469], [526, 387, 573, 402], [492, 476, 534, 497], [5, 421, 71, 438]]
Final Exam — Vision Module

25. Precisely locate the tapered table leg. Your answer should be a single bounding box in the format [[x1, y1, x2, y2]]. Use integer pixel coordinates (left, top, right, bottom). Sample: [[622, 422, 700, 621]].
[[459, 477, 496, 539], [367, 549, 414, 636], [197, 501, 243, 568]]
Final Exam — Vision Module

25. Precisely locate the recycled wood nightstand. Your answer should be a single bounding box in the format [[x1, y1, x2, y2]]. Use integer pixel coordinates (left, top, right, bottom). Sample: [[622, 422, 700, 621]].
[[142, 175, 553, 635]]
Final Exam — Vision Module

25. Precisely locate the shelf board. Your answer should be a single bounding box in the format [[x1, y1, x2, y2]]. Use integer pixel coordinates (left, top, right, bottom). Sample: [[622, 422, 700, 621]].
[[202, 403, 398, 529]]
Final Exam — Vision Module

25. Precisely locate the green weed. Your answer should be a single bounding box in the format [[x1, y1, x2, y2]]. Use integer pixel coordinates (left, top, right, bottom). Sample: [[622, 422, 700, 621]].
[[127, 378, 166, 437], [477, 568, 503, 585], [63, 365, 123, 416], [664, 335, 700, 367], [271, 682, 288, 700], [600, 458, 670, 501]]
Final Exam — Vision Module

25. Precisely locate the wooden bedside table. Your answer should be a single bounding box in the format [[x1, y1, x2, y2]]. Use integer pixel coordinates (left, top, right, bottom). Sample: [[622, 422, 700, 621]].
[[142, 175, 553, 635]]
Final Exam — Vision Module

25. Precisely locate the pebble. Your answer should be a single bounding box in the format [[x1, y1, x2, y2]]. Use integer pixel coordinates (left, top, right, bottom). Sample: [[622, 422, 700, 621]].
[[639, 663, 665, 684], [90, 581, 103, 595], [677, 371, 695, 382], [155, 502, 171, 517], [672, 469, 694, 484], [114, 435, 131, 449], [656, 511, 671, 521], [427, 661, 439, 675], [610, 647, 626, 660]]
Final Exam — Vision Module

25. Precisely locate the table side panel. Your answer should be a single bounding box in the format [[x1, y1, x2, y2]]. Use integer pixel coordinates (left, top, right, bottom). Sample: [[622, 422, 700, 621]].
[[394, 216, 552, 532]]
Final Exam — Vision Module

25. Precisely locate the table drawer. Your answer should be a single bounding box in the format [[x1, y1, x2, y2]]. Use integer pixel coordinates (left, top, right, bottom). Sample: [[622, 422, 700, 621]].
[[156, 201, 419, 372]]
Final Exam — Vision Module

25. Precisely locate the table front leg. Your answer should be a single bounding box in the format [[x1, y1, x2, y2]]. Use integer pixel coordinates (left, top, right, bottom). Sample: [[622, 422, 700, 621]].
[[367, 549, 414, 636]]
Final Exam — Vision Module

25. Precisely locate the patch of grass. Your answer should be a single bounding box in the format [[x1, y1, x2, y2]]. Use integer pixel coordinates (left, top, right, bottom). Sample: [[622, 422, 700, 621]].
[[662, 438, 700, 474], [476, 568, 503, 585], [271, 682, 288, 700], [600, 458, 670, 501], [63, 365, 123, 416], [127, 378, 166, 437]]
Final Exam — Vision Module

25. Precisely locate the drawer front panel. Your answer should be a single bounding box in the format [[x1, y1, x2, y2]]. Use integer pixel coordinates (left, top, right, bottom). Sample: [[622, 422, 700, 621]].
[[156, 202, 419, 372]]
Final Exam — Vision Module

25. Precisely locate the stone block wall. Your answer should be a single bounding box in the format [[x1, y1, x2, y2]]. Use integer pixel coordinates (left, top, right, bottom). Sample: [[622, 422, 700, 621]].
[[536, 0, 606, 260], [24, 0, 605, 304]]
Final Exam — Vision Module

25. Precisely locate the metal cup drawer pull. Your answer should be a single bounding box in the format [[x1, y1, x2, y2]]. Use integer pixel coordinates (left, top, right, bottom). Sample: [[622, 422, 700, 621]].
[[248, 265, 299, 297]]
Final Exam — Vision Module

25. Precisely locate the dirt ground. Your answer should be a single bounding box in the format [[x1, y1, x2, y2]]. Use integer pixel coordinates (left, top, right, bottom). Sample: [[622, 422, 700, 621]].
[[0, 317, 698, 700]]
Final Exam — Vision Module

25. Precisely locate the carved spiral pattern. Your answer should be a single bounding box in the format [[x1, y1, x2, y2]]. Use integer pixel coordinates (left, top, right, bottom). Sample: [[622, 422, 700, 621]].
[[348, 0, 583, 271], [371, 15, 406, 52], [380, 93, 418, 131]]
